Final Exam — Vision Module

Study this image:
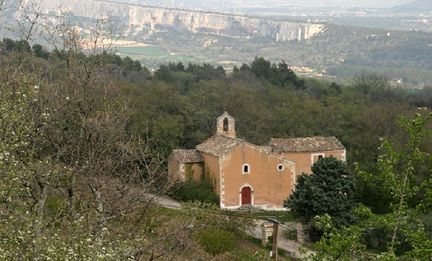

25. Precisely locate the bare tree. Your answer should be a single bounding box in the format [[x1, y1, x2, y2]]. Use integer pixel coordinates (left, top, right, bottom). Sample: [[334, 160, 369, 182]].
[[0, 5, 194, 258], [15, 0, 43, 41]]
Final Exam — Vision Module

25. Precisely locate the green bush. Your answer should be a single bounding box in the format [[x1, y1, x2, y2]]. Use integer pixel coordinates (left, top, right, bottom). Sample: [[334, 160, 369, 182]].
[[169, 167, 219, 204], [284, 229, 297, 241], [285, 157, 356, 227], [45, 196, 67, 219], [197, 229, 236, 256], [169, 179, 219, 204]]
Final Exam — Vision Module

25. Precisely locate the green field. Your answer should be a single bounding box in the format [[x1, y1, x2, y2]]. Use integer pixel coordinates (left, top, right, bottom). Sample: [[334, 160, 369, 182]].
[[115, 46, 169, 58], [115, 45, 204, 66]]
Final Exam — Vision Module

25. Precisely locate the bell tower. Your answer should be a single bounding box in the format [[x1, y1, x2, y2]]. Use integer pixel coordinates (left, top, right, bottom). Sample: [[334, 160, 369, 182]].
[[216, 111, 236, 138]]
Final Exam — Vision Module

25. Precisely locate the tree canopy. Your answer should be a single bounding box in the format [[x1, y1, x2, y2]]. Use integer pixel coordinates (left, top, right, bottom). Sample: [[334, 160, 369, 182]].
[[310, 112, 432, 260], [285, 157, 356, 227]]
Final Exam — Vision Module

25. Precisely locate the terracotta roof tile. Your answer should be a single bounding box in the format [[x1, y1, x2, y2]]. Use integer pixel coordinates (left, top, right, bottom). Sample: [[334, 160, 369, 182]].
[[196, 135, 245, 156], [170, 149, 203, 163], [270, 136, 345, 152]]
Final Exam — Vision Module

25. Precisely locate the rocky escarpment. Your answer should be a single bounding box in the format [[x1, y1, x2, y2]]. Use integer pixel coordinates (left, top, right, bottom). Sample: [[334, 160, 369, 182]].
[[31, 0, 325, 42]]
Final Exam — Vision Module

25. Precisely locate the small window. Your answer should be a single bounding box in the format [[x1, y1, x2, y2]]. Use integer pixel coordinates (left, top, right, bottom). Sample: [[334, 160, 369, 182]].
[[277, 164, 285, 172], [312, 154, 325, 164], [242, 164, 250, 174], [223, 117, 229, 132]]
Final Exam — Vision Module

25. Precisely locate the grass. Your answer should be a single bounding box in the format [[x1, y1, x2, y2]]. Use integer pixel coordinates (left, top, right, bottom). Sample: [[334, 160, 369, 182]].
[[154, 204, 303, 259], [115, 46, 169, 58], [236, 210, 297, 224], [154, 205, 285, 259], [114, 45, 204, 65], [243, 235, 296, 261]]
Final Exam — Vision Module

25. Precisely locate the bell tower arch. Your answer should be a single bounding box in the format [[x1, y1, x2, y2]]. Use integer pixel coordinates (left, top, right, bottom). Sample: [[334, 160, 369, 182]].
[[216, 111, 236, 138]]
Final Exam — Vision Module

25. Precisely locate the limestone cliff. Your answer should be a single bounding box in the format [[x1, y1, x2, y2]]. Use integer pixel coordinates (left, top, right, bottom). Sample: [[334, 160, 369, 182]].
[[31, 0, 325, 41]]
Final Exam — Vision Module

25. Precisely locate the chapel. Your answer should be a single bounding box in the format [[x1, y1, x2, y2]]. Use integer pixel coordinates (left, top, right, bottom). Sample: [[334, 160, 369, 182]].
[[168, 112, 346, 209]]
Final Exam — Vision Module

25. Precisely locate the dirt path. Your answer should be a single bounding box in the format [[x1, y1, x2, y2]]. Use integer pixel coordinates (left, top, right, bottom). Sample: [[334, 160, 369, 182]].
[[144, 193, 182, 209]]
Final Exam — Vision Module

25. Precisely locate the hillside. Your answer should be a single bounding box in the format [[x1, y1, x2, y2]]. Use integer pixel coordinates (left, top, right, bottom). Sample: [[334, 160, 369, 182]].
[[27, 0, 324, 42], [310, 25, 432, 85], [393, 0, 432, 13], [2, 0, 432, 86], [126, 23, 432, 86], [0, 32, 431, 259]]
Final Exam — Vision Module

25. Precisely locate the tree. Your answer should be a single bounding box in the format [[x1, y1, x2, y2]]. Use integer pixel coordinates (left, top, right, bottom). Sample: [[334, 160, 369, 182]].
[[251, 56, 272, 79], [32, 44, 49, 59], [329, 82, 342, 94], [0, 16, 178, 260], [285, 157, 356, 227], [353, 73, 389, 94], [309, 111, 432, 260], [270, 61, 303, 89], [155, 64, 174, 82], [15, 0, 42, 41]]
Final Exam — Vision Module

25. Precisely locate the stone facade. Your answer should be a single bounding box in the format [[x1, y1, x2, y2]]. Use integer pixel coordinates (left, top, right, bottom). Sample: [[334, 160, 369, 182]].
[[168, 112, 346, 210], [216, 111, 236, 138], [168, 149, 204, 182]]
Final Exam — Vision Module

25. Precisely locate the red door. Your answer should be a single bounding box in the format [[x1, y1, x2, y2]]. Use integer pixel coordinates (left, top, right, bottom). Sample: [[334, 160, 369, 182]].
[[241, 187, 252, 206]]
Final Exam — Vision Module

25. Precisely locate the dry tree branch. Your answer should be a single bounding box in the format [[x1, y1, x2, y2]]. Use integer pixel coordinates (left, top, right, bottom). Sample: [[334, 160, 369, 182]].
[[15, 0, 43, 42]]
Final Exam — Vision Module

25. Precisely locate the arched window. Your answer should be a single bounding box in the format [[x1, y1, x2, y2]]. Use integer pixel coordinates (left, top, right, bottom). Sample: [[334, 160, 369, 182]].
[[242, 164, 250, 174], [223, 117, 229, 132]]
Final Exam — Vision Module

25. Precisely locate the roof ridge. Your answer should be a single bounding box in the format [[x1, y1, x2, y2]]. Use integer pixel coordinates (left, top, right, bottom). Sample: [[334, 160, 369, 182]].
[[243, 143, 296, 165], [196, 134, 247, 157], [270, 136, 345, 153], [271, 135, 336, 139], [170, 149, 203, 163]]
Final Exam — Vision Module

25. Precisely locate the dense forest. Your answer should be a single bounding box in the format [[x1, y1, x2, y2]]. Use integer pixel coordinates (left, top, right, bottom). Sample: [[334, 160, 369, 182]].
[[1, 35, 431, 260]]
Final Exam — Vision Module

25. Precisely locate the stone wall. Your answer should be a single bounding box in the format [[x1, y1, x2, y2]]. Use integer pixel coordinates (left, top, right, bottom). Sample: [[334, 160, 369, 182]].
[[279, 149, 346, 176]]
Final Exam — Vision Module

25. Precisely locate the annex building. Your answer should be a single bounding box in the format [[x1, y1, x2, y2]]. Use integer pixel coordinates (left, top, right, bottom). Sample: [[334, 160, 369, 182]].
[[168, 112, 346, 210]]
